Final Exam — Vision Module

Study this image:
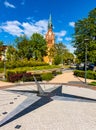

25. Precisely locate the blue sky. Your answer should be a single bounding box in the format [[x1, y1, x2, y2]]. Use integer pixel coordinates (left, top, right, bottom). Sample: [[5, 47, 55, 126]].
[[0, 0, 96, 53]]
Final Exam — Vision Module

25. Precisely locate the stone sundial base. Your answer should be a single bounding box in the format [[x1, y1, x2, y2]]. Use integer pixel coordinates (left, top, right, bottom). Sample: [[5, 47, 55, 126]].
[[0, 77, 96, 127]]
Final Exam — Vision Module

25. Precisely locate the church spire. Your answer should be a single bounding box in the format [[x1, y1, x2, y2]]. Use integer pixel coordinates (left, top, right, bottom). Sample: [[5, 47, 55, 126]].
[[48, 14, 53, 30]]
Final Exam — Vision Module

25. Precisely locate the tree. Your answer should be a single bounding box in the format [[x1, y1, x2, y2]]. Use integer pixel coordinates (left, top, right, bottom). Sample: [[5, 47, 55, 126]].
[[0, 41, 5, 56], [53, 42, 73, 65], [29, 33, 47, 61], [6, 46, 18, 61], [0, 41, 3, 46], [0, 41, 3, 55], [73, 8, 96, 64], [63, 50, 74, 65], [15, 35, 32, 60]]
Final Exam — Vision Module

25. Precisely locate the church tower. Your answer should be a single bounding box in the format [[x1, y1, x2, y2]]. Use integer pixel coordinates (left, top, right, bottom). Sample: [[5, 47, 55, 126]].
[[46, 14, 55, 48], [44, 14, 55, 64]]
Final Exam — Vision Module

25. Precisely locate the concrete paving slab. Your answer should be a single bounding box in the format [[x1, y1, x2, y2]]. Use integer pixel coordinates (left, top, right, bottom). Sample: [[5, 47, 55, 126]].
[[0, 85, 96, 130]]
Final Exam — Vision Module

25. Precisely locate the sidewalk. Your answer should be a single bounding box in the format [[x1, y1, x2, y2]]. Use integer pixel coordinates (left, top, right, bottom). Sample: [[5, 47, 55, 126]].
[[0, 71, 96, 90], [0, 84, 96, 130], [0, 71, 96, 130], [49, 71, 96, 84]]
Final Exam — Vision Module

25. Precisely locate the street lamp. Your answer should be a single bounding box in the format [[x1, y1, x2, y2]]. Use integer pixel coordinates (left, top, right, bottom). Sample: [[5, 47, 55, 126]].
[[84, 39, 89, 84], [3, 50, 6, 80]]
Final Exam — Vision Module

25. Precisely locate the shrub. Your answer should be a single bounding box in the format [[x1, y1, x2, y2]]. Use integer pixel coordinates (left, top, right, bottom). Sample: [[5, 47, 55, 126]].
[[6, 70, 42, 82], [74, 70, 84, 78], [0, 61, 4, 68], [6, 59, 48, 69], [89, 82, 96, 86], [74, 70, 96, 80], [6, 70, 26, 82], [23, 73, 42, 82], [41, 73, 53, 81], [54, 55, 61, 65]]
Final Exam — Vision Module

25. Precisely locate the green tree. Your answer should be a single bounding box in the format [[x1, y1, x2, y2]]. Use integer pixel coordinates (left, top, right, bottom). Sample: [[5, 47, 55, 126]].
[[0, 41, 3, 46], [0, 41, 4, 56], [53, 42, 72, 65], [6, 46, 18, 61], [29, 33, 47, 61], [63, 50, 74, 65], [73, 8, 96, 64], [15, 35, 32, 60]]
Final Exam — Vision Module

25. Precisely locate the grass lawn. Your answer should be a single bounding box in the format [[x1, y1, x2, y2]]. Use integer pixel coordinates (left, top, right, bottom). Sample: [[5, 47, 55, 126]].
[[89, 82, 96, 86]]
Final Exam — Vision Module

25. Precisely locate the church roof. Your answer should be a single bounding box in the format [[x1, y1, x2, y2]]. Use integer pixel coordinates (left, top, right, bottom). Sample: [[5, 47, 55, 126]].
[[48, 14, 53, 29]]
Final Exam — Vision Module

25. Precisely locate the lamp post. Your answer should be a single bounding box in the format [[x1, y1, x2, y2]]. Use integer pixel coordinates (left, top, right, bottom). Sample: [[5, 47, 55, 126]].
[[84, 39, 89, 84], [3, 50, 6, 80]]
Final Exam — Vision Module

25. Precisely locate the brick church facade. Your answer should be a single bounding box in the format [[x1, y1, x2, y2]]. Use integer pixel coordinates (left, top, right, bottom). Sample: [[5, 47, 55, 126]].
[[44, 14, 55, 64]]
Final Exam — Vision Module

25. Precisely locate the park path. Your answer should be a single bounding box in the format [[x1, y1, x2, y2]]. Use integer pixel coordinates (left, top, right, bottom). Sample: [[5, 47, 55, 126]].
[[49, 70, 96, 84], [0, 70, 96, 89]]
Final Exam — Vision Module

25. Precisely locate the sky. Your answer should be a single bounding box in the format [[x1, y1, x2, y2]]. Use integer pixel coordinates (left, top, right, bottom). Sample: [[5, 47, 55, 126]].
[[0, 0, 96, 53]]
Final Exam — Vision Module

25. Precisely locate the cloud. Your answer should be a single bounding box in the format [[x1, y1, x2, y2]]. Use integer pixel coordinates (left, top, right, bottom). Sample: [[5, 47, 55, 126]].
[[66, 44, 75, 53], [22, 20, 47, 36], [0, 19, 67, 42], [4, 1, 16, 8], [55, 30, 67, 42], [69, 22, 75, 27], [0, 21, 23, 36], [57, 37, 63, 41], [65, 37, 72, 41], [0, 19, 48, 37]]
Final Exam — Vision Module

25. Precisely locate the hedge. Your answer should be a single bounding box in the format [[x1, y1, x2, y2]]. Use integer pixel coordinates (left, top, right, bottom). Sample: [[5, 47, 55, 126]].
[[74, 70, 96, 80], [0, 61, 4, 68], [6, 60, 48, 69], [6, 70, 54, 82], [41, 73, 53, 81]]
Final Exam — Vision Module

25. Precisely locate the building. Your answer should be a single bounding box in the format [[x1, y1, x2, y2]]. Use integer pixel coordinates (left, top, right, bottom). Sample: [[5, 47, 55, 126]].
[[0, 45, 7, 61], [44, 14, 55, 65]]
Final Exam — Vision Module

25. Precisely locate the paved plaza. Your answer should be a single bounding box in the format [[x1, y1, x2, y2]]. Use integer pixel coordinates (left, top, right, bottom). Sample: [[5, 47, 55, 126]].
[[0, 84, 96, 130]]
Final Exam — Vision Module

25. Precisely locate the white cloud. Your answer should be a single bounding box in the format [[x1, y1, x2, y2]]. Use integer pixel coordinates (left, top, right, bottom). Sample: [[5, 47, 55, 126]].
[[69, 22, 75, 27], [66, 44, 75, 53], [22, 20, 47, 37], [65, 37, 72, 41], [35, 20, 47, 33], [4, 1, 16, 8], [55, 30, 66, 37], [55, 30, 67, 42], [0, 21, 23, 36], [22, 22, 38, 37], [57, 37, 63, 41], [0, 19, 48, 37]]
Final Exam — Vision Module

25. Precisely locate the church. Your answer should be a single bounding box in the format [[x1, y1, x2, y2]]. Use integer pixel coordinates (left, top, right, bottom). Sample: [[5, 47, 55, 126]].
[[44, 14, 55, 65]]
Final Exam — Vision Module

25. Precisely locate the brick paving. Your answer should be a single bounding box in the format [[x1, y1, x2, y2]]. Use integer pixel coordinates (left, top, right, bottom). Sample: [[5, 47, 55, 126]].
[[0, 85, 96, 130]]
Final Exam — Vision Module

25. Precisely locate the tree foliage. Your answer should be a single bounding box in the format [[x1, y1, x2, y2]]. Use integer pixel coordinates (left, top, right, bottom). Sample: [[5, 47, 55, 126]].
[[6, 46, 18, 61], [15, 33, 47, 61], [0, 41, 3, 46], [51, 42, 74, 65], [1, 33, 74, 65], [29, 33, 47, 61], [73, 8, 96, 64], [16, 35, 31, 60]]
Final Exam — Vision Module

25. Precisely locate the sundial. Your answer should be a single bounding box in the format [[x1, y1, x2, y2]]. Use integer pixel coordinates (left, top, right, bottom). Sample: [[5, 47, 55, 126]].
[[0, 76, 96, 127]]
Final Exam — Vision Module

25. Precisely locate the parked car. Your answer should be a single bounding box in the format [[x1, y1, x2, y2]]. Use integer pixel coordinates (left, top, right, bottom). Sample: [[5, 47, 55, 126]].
[[88, 63, 95, 70]]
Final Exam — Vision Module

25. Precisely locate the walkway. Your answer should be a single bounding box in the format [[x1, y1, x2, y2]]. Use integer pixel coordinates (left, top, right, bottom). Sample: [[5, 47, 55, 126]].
[[0, 70, 96, 129], [0, 84, 96, 130], [49, 70, 96, 84]]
